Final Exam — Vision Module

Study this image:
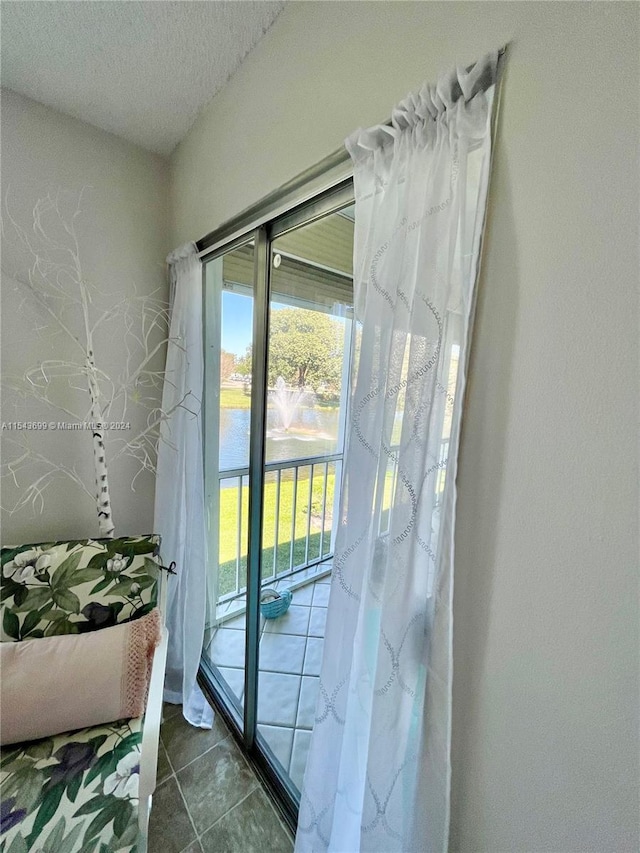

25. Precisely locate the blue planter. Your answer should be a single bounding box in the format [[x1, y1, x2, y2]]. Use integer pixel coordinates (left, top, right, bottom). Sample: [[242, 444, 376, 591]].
[[260, 588, 293, 619]]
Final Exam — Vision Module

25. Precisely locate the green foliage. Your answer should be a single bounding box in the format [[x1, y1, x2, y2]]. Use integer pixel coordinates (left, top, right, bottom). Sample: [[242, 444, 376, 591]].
[[26, 784, 65, 848], [3, 608, 19, 639], [0, 536, 160, 641], [0, 719, 142, 853], [235, 345, 252, 377], [267, 308, 344, 389]]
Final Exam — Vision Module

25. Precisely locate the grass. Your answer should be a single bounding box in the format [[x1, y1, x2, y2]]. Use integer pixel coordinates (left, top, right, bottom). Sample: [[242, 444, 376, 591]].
[[217, 467, 336, 597], [220, 386, 252, 409], [219, 385, 340, 411]]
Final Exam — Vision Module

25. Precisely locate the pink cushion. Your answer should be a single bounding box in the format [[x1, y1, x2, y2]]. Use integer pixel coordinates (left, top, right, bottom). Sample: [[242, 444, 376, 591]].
[[0, 608, 161, 745]]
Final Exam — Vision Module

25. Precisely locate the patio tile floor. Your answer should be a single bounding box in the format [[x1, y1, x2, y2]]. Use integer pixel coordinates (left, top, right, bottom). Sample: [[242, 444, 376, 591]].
[[149, 703, 293, 853], [203, 568, 331, 791]]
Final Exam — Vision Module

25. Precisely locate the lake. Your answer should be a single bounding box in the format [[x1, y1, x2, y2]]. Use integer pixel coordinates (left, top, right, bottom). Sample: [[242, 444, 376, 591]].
[[219, 406, 342, 471]]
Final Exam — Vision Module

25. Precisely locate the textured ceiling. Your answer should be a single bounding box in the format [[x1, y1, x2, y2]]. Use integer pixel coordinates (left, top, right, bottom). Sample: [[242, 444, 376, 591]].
[[1, 1, 285, 156]]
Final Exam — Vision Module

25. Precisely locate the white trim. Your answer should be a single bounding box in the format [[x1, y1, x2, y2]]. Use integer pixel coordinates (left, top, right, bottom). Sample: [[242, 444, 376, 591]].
[[137, 626, 169, 840], [137, 567, 169, 845]]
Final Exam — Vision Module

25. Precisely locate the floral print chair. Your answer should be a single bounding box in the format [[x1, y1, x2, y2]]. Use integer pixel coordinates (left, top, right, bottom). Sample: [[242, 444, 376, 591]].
[[0, 535, 168, 853]]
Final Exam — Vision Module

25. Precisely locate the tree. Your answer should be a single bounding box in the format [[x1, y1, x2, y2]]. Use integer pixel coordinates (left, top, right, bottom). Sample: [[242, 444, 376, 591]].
[[267, 307, 343, 389], [235, 345, 252, 378], [220, 350, 236, 382]]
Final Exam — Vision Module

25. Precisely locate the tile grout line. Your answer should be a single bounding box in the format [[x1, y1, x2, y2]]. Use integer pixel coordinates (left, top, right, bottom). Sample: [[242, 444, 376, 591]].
[[195, 784, 261, 841], [171, 732, 228, 774], [287, 673, 305, 779], [161, 719, 230, 775], [156, 733, 178, 790], [196, 774, 294, 850], [156, 732, 293, 853], [192, 736, 261, 841], [159, 732, 175, 773], [158, 726, 233, 849], [173, 746, 210, 847], [298, 635, 310, 725], [178, 840, 203, 853]]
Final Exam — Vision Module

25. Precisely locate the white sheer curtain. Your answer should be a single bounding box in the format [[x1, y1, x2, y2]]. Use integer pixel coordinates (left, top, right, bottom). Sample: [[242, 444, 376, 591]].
[[296, 52, 500, 852], [155, 243, 213, 728]]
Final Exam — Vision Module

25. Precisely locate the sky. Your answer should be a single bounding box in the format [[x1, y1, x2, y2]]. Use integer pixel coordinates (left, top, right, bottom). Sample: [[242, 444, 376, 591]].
[[221, 291, 253, 356], [222, 290, 347, 358], [221, 292, 326, 356]]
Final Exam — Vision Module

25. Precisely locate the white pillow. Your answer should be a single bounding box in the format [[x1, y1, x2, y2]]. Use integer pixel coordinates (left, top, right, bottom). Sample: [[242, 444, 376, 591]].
[[1, 608, 161, 745]]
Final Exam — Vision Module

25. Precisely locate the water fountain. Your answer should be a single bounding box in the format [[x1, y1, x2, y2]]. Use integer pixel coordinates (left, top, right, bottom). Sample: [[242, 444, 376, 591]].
[[270, 376, 304, 431]]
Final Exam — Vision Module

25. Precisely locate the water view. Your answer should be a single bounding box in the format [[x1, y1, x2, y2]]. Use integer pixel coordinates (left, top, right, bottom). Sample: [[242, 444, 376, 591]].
[[219, 401, 341, 471]]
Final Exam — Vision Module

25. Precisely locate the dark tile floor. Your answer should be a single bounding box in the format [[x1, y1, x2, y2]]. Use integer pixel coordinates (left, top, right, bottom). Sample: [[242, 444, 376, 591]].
[[149, 703, 294, 853]]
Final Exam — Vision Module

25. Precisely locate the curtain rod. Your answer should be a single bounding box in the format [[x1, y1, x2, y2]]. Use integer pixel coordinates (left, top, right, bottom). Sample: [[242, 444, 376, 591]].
[[195, 44, 507, 259]]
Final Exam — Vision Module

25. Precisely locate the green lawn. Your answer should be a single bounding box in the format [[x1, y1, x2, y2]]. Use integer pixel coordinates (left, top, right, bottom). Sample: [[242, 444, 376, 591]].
[[220, 386, 252, 409], [219, 385, 340, 411], [217, 468, 336, 597]]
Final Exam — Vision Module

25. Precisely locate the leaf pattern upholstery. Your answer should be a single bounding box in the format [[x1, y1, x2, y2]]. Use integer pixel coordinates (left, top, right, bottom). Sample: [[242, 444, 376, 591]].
[[0, 718, 143, 853], [0, 536, 160, 642], [0, 536, 162, 851]]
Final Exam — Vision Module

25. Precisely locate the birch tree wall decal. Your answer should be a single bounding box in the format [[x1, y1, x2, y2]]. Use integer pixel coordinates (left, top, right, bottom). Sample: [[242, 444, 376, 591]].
[[1, 189, 188, 538]]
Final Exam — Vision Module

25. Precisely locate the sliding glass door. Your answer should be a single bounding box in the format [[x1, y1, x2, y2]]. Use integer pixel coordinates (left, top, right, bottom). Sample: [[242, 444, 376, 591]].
[[200, 184, 354, 816], [202, 239, 256, 712], [255, 209, 354, 790]]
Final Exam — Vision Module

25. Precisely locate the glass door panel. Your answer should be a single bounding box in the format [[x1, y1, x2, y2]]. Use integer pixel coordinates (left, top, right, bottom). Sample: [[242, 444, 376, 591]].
[[256, 206, 354, 794], [200, 187, 355, 825], [202, 239, 255, 713]]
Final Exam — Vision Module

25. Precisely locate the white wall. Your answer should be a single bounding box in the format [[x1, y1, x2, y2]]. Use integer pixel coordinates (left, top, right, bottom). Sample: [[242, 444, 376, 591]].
[[171, 3, 639, 850], [1, 89, 170, 544]]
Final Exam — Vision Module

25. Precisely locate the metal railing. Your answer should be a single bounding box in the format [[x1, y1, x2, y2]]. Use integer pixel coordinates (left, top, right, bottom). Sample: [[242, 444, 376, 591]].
[[218, 452, 342, 603], [217, 436, 449, 603], [378, 438, 450, 537]]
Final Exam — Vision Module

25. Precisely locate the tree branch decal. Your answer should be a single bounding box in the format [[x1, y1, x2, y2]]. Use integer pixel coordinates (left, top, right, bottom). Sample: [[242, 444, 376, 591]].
[[1, 188, 184, 537]]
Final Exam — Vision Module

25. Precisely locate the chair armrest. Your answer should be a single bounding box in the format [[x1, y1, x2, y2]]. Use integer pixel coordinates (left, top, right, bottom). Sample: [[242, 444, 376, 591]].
[[138, 624, 168, 801]]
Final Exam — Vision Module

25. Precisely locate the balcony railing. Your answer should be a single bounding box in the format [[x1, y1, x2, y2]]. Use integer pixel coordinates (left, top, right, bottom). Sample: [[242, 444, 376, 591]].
[[216, 436, 449, 606], [377, 437, 449, 536], [217, 452, 342, 604]]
